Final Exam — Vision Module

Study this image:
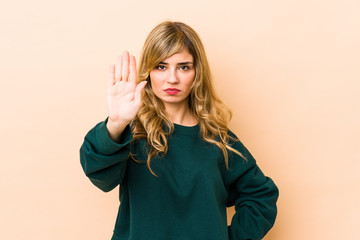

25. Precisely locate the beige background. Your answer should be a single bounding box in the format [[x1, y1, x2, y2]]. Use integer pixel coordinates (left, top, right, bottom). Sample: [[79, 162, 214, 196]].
[[1, 0, 359, 239]]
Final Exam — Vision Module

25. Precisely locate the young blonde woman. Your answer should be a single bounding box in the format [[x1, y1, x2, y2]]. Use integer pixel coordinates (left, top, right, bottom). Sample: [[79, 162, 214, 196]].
[[80, 21, 278, 240]]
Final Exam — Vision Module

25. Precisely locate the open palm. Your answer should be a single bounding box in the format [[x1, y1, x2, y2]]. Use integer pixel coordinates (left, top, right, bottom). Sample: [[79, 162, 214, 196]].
[[107, 51, 147, 127]]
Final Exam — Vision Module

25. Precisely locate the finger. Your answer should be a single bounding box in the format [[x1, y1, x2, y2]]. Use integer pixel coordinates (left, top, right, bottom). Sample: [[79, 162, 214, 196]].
[[122, 51, 130, 82], [129, 55, 137, 84], [108, 64, 115, 87], [115, 55, 123, 83], [134, 81, 147, 106]]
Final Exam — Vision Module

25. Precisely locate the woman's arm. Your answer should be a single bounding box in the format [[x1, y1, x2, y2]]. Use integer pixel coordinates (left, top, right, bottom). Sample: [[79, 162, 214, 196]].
[[225, 134, 279, 240], [80, 119, 133, 192], [80, 51, 146, 192]]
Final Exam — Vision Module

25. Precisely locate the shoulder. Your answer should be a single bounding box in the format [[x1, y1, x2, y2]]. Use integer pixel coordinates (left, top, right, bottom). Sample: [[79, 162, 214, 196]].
[[226, 129, 247, 154], [226, 128, 257, 167]]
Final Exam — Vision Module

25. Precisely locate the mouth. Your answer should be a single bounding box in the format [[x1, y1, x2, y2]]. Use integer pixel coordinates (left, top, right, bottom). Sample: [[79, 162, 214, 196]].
[[164, 88, 181, 95]]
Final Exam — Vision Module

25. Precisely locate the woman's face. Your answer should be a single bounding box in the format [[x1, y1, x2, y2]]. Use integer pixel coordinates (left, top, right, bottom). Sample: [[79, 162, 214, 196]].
[[149, 48, 195, 109]]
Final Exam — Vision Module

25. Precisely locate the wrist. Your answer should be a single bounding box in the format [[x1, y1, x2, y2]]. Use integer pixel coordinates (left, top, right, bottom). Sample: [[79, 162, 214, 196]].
[[106, 118, 129, 142]]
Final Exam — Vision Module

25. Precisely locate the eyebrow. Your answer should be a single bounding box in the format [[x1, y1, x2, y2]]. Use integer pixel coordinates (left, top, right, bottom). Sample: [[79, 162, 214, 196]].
[[158, 61, 193, 65]]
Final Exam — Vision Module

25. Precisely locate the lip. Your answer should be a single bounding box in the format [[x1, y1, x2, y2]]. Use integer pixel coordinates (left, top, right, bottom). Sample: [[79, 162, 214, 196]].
[[164, 88, 181, 95]]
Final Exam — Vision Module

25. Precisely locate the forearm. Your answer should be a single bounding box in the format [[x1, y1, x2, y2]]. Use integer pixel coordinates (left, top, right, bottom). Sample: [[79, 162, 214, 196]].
[[228, 173, 279, 240], [80, 119, 133, 191]]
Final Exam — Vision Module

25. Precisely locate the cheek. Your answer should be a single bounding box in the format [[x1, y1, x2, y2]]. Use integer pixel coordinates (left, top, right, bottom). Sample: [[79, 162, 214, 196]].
[[149, 73, 160, 92], [184, 72, 195, 89], [150, 81, 158, 94]]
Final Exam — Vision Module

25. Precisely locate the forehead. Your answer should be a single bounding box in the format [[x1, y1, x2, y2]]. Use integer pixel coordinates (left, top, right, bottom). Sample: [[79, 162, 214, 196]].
[[161, 48, 193, 63]]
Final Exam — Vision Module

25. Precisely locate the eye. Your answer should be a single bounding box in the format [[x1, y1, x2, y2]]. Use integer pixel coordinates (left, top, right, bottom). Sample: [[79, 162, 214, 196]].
[[179, 65, 190, 71], [155, 65, 166, 70]]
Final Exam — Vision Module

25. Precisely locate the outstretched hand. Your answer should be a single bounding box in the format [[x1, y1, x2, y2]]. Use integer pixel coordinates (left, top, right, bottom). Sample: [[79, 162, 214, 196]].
[[106, 51, 147, 138]]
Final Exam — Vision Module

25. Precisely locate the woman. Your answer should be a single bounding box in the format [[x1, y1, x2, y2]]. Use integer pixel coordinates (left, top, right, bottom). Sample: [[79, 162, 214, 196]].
[[80, 21, 278, 240]]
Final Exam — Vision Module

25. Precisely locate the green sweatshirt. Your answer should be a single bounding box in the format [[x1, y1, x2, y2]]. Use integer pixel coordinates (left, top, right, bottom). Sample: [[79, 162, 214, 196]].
[[80, 119, 278, 240]]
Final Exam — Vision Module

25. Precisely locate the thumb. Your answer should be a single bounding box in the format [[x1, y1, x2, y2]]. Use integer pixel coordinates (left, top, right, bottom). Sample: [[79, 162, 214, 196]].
[[134, 81, 147, 106]]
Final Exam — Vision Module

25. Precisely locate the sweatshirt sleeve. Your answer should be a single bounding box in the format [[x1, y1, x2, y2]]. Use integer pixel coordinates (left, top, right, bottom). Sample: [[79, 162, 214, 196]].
[[225, 133, 279, 240], [80, 119, 133, 192]]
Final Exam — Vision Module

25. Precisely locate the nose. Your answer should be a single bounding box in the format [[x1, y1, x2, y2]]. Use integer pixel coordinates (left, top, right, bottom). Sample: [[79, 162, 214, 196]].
[[167, 69, 179, 84]]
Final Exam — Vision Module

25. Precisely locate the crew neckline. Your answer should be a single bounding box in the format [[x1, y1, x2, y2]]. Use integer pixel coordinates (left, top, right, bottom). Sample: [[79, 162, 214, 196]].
[[173, 123, 200, 135]]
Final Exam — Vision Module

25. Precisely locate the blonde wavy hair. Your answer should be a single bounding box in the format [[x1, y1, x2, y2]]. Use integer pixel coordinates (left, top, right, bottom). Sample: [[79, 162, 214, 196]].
[[130, 21, 243, 176]]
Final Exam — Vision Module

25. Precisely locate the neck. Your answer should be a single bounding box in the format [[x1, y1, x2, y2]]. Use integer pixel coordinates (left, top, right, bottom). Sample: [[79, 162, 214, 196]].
[[164, 102, 198, 126]]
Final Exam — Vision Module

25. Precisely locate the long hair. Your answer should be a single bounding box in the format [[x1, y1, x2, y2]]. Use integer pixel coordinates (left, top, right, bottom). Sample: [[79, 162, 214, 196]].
[[131, 21, 243, 176]]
